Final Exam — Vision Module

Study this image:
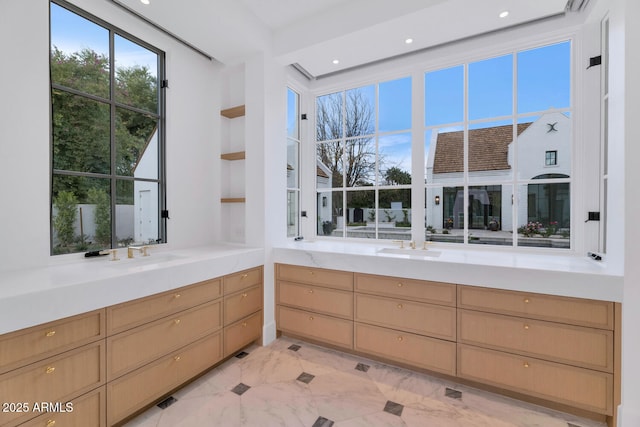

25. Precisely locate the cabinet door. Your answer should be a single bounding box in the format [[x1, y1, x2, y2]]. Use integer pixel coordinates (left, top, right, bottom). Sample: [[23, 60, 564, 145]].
[[458, 286, 614, 329], [355, 273, 456, 306], [277, 264, 353, 291], [224, 311, 262, 357], [0, 309, 104, 375], [107, 299, 222, 380], [224, 285, 262, 325], [0, 342, 105, 426], [355, 323, 456, 375], [277, 306, 353, 349], [355, 294, 456, 340], [457, 344, 613, 415], [458, 310, 613, 372], [224, 267, 262, 295], [20, 387, 106, 427], [278, 281, 353, 319]]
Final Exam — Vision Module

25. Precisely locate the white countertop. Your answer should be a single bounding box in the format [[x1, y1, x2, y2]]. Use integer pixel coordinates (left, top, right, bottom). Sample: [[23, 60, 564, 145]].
[[0, 244, 264, 335], [273, 240, 623, 303]]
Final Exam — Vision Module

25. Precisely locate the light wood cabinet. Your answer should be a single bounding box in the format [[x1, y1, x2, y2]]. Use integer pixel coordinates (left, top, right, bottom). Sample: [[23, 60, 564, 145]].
[[355, 323, 456, 375], [0, 309, 105, 375], [224, 310, 263, 357], [20, 387, 106, 427], [222, 267, 263, 358], [107, 333, 222, 425], [106, 278, 221, 334], [458, 285, 614, 329], [0, 341, 105, 426], [355, 293, 456, 340], [276, 264, 354, 349], [223, 284, 262, 325], [458, 344, 613, 415], [458, 310, 613, 372], [355, 273, 456, 306]]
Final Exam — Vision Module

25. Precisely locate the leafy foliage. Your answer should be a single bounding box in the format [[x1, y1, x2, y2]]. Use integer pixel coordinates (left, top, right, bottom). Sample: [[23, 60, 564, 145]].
[[53, 191, 78, 248]]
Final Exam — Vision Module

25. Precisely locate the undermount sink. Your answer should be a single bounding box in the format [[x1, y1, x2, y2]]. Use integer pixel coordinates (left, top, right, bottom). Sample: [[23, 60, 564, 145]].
[[377, 247, 441, 258]]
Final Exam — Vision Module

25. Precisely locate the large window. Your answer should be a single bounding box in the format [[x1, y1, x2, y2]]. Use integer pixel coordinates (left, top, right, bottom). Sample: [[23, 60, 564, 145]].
[[316, 77, 412, 240], [425, 41, 571, 248], [314, 40, 572, 249], [50, 1, 165, 255]]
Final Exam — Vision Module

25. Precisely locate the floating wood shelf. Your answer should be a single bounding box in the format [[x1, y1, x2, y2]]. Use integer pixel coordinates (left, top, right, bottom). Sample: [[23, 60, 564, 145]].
[[220, 151, 246, 161], [220, 105, 245, 119], [221, 197, 246, 203]]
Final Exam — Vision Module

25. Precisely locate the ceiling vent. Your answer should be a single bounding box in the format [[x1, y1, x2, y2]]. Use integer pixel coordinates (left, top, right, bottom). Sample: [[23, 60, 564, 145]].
[[565, 0, 591, 12]]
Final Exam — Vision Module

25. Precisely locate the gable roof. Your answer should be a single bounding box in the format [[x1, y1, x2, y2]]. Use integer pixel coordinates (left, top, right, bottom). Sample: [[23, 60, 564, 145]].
[[433, 123, 531, 174]]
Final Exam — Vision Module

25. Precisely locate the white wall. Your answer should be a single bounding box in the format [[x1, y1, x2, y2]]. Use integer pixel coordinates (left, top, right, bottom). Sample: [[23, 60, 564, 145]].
[[0, 0, 220, 271]]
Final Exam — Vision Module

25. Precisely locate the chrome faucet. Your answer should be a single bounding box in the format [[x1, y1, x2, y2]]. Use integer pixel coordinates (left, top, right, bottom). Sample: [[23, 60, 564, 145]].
[[127, 245, 150, 258], [409, 241, 416, 249]]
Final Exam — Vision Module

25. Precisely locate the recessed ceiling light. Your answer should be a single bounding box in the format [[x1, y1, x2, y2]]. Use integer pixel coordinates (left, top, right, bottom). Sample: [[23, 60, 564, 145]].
[[405, 38, 413, 44], [332, 59, 340, 65], [499, 10, 509, 18]]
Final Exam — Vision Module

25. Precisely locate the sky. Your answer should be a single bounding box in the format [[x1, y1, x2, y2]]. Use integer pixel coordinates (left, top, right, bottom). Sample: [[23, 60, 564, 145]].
[[317, 40, 571, 180], [50, 3, 158, 75]]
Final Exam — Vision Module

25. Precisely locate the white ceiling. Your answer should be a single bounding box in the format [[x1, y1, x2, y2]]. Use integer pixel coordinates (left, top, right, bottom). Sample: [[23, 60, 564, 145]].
[[113, 0, 584, 78]]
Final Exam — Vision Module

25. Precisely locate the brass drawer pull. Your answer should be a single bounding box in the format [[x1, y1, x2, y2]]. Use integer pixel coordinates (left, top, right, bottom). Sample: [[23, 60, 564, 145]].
[[523, 362, 530, 368], [46, 420, 56, 427], [309, 316, 314, 321], [397, 303, 403, 309], [524, 298, 530, 304], [45, 366, 56, 374], [524, 324, 530, 330], [241, 293, 248, 298], [174, 319, 181, 325], [397, 282, 403, 287], [174, 293, 181, 299], [308, 289, 314, 294], [397, 336, 404, 342], [309, 270, 315, 275], [242, 322, 247, 327], [45, 330, 56, 337], [241, 274, 248, 279], [174, 356, 181, 362]]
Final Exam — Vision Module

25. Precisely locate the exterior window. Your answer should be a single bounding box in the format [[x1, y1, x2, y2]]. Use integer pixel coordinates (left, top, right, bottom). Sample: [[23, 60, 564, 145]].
[[287, 88, 301, 237], [50, 1, 166, 255], [316, 77, 412, 240], [425, 41, 572, 248]]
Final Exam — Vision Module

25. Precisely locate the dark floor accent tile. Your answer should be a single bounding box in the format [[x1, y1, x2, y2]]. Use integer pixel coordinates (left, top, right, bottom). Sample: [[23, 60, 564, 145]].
[[157, 396, 177, 409], [288, 344, 301, 352], [445, 387, 462, 399], [355, 362, 370, 372], [383, 400, 404, 416], [312, 416, 334, 427], [235, 351, 249, 358], [231, 383, 251, 396], [297, 372, 315, 384]]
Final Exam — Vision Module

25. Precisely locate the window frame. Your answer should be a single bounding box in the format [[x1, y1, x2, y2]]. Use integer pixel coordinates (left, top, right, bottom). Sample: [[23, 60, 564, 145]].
[[287, 87, 301, 238], [49, 0, 167, 255], [309, 33, 581, 252]]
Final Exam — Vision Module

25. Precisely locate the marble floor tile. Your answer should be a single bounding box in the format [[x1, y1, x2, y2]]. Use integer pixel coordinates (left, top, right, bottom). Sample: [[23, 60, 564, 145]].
[[123, 337, 607, 427]]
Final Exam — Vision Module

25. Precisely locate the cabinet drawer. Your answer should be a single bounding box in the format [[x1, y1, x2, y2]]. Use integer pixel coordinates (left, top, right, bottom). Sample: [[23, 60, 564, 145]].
[[224, 267, 262, 295], [107, 332, 222, 425], [355, 323, 456, 375], [277, 306, 353, 349], [277, 264, 353, 291], [0, 309, 104, 375], [20, 387, 106, 427], [107, 278, 222, 334], [224, 310, 262, 357], [355, 273, 456, 306], [224, 285, 262, 325], [457, 344, 613, 415], [355, 294, 456, 340], [107, 299, 222, 380], [458, 286, 614, 329], [458, 310, 613, 372], [278, 281, 353, 319], [0, 342, 105, 426]]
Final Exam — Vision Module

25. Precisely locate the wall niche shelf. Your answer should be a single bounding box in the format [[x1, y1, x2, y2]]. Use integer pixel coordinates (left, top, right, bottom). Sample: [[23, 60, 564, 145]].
[[220, 105, 245, 119], [220, 151, 246, 161]]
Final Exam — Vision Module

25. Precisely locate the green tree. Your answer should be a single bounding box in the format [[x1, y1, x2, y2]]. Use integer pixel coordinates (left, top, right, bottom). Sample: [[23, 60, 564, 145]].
[[384, 167, 411, 185], [88, 188, 111, 245], [53, 191, 78, 249]]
